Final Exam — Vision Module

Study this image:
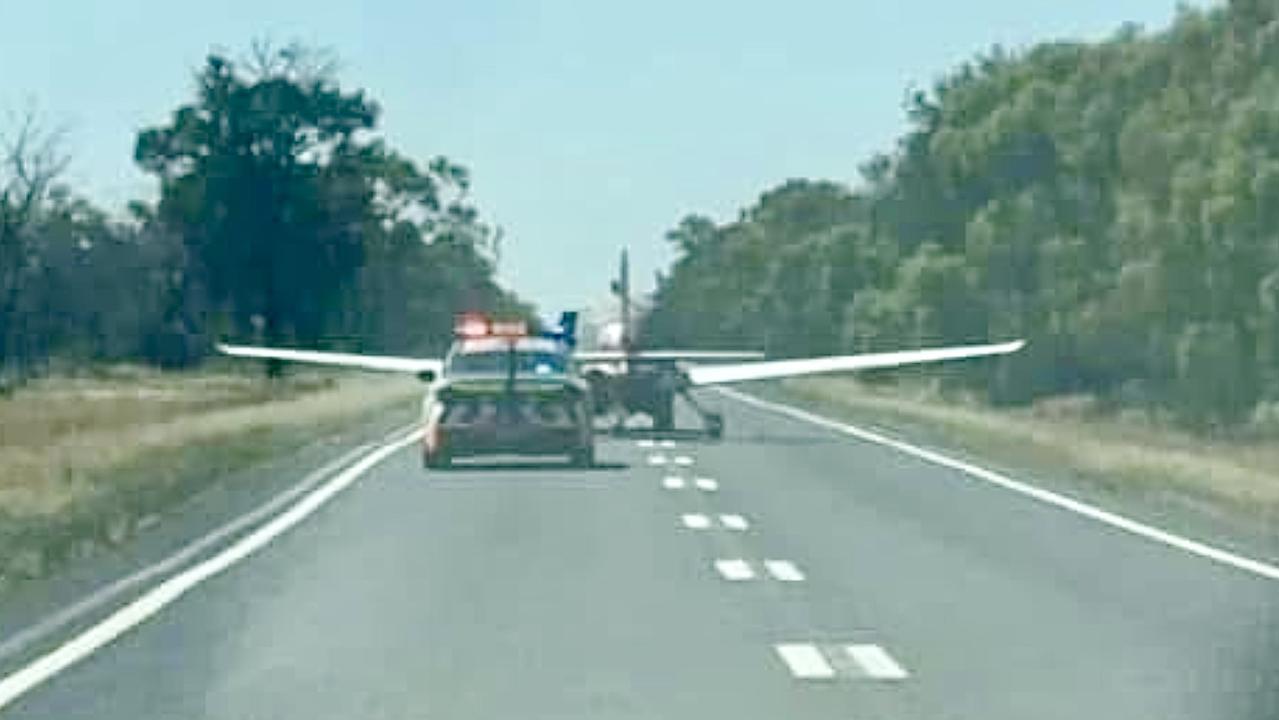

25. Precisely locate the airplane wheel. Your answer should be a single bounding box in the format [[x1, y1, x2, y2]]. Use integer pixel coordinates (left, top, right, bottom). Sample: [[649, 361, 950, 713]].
[[706, 414, 724, 440], [653, 397, 675, 432]]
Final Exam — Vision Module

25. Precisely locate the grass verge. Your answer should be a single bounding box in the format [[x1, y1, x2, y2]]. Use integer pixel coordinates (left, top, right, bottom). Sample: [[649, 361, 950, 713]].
[[764, 377, 1279, 549], [0, 366, 421, 588]]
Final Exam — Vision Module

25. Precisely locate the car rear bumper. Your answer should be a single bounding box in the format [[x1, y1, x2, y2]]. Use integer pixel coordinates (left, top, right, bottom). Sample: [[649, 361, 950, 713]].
[[433, 423, 585, 457]]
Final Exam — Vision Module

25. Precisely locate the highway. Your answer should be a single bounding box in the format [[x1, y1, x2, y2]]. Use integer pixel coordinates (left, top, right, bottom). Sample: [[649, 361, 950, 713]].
[[1, 391, 1276, 719]]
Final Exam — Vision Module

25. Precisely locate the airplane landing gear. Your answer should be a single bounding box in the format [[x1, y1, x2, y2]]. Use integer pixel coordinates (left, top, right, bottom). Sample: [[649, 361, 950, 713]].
[[653, 392, 675, 432], [677, 385, 725, 440]]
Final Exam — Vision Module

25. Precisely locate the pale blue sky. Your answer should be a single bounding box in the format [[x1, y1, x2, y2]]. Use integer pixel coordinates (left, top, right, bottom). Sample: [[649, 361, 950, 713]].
[[2, 0, 1206, 310]]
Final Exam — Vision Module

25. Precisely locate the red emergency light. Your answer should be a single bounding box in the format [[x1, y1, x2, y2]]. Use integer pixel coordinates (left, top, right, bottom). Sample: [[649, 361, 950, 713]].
[[455, 314, 490, 338], [453, 314, 528, 339]]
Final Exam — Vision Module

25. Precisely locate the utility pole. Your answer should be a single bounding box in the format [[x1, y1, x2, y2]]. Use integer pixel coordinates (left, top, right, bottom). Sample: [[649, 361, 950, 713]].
[[611, 248, 632, 352]]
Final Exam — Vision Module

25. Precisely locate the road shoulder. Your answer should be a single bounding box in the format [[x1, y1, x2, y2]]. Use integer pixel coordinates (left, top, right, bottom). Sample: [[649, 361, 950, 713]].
[[728, 380, 1279, 571], [0, 405, 417, 675]]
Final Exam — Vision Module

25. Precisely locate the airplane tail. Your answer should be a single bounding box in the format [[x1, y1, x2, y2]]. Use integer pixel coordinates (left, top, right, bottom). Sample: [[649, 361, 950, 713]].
[[557, 311, 579, 348], [609, 249, 631, 351]]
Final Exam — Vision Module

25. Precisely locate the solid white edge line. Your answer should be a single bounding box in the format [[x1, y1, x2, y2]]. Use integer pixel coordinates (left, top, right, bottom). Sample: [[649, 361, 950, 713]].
[[714, 559, 756, 581], [717, 388, 1279, 582], [764, 560, 805, 582], [774, 644, 836, 679], [0, 429, 424, 711], [718, 514, 749, 531], [0, 425, 409, 665], [845, 644, 909, 680]]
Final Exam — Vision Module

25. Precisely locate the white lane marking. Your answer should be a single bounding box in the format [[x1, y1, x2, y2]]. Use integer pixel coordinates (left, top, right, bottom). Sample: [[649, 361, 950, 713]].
[[714, 559, 756, 581], [647, 453, 668, 466], [845, 644, 909, 680], [658, 439, 677, 449], [681, 513, 712, 529], [662, 475, 686, 490], [775, 644, 836, 679], [694, 477, 719, 492], [0, 430, 423, 711], [0, 424, 405, 665], [637, 439, 656, 449], [673, 455, 694, 466], [719, 513, 749, 531], [718, 388, 1279, 582], [764, 560, 805, 582]]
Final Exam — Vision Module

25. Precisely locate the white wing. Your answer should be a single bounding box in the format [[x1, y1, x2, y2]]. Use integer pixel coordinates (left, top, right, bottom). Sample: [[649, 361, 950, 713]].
[[685, 340, 1025, 385], [216, 344, 443, 376]]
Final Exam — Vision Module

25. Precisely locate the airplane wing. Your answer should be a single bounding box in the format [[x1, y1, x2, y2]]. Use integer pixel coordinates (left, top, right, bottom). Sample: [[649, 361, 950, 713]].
[[574, 350, 765, 363], [216, 343, 443, 376], [684, 340, 1025, 385]]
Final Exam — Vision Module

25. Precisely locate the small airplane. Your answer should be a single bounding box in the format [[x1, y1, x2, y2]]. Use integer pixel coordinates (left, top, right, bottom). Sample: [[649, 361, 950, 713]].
[[217, 248, 1025, 441]]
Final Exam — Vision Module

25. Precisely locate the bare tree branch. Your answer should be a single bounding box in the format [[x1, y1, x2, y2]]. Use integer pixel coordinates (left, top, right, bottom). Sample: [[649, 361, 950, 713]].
[[1, 105, 69, 376], [1, 105, 69, 232], [243, 38, 339, 84]]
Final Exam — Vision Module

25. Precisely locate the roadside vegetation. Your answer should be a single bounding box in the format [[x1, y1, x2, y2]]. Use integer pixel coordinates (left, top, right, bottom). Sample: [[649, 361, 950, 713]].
[[0, 366, 420, 588], [2, 41, 525, 390], [645, 1, 1279, 431]]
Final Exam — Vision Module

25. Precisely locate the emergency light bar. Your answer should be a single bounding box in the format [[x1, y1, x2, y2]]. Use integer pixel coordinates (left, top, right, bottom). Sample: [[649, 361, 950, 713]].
[[453, 314, 528, 339]]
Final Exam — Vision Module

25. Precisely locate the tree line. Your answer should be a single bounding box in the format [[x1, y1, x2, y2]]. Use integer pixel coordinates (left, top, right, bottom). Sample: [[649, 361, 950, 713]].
[[644, 0, 1279, 429], [0, 43, 522, 384]]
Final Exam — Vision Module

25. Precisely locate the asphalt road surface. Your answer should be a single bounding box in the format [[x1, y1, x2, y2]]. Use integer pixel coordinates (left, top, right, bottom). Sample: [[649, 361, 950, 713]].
[[2, 392, 1276, 719]]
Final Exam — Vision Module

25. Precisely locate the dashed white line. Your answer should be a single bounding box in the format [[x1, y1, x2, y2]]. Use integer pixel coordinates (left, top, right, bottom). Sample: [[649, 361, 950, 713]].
[[718, 514, 749, 531], [0, 429, 423, 712], [637, 439, 656, 449], [714, 559, 756, 581], [647, 453, 668, 466], [694, 477, 719, 492], [764, 560, 805, 582], [681, 513, 711, 529], [845, 644, 909, 680], [774, 644, 836, 679], [718, 387, 1279, 582], [658, 440, 676, 449], [661, 475, 686, 490], [673, 455, 694, 466]]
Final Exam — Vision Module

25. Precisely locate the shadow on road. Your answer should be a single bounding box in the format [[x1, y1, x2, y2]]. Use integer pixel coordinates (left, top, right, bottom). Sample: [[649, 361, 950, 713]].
[[719, 433, 833, 447], [600, 427, 717, 443], [429, 460, 629, 473], [602, 426, 831, 447]]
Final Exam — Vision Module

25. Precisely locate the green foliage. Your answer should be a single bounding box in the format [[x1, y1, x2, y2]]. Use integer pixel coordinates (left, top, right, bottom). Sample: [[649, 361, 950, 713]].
[[134, 46, 492, 350], [2, 43, 519, 377], [645, 1, 1279, 427]]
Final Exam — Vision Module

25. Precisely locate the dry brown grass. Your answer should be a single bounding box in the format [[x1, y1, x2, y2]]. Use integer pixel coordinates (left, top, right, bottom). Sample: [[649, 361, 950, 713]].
[[0, 368, 419, 518], [0, 367, 421, 582], [778, 377, 1279, 527]]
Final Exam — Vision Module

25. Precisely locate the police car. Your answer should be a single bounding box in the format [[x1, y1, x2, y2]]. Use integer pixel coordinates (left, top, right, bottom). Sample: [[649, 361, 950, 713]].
[[420, 318, 595, 469]]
